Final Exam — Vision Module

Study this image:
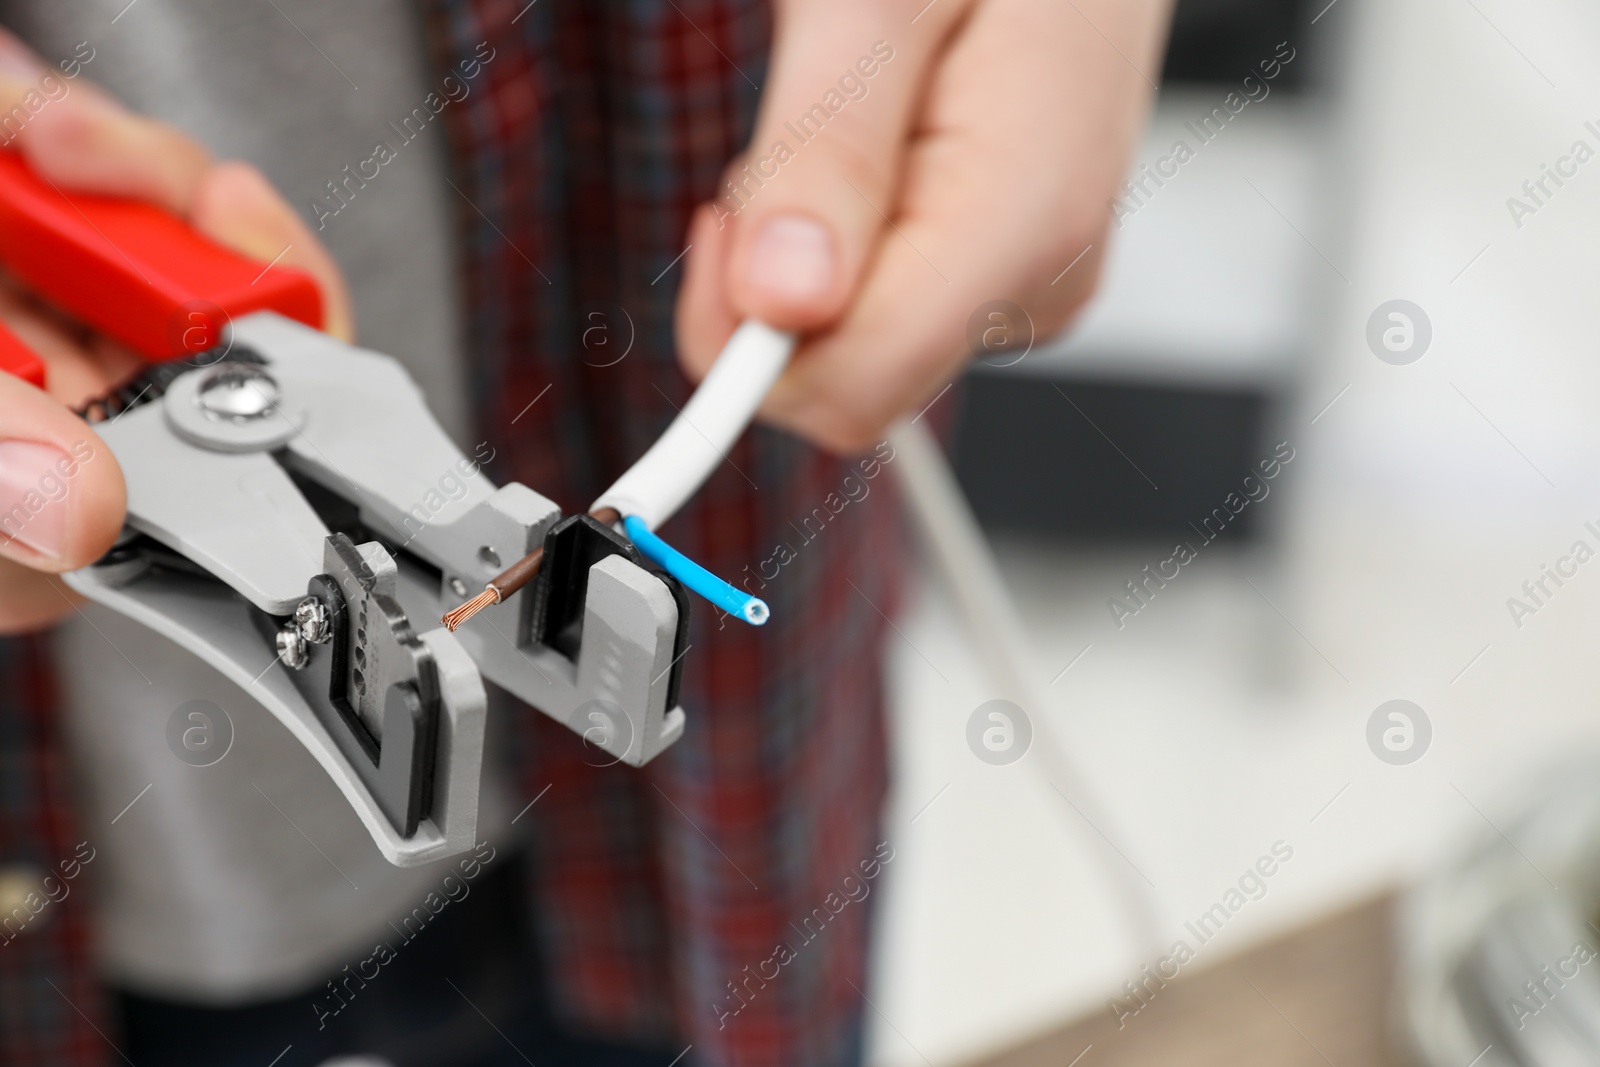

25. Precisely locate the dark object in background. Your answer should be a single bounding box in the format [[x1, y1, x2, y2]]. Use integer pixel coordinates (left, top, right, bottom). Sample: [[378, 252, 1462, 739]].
[[950, 0, 1314, 543], [1161, 0, 1312, 90], [951, 377, 1267, 543]]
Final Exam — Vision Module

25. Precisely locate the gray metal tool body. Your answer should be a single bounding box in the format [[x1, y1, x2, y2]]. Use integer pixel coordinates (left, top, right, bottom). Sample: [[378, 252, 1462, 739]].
[[65, 312, 686, 866]]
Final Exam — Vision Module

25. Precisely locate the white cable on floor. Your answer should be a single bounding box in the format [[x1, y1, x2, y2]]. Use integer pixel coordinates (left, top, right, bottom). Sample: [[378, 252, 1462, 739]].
[[592, 320, 794, 528], [888, 418, 1166, 961]]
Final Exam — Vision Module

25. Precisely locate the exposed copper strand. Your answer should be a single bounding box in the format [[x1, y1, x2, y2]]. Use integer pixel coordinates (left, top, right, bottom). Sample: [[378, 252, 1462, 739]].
[[440, 508, 621, 631], [441, 586, 499, 631], [440, 543, 547, 631]]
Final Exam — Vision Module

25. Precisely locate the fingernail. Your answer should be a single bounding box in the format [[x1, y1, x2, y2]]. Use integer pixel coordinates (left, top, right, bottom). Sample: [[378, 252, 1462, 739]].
[[0, 32, 43, 80], [745, 215, 836, 305], [0, 442, 71, 561]]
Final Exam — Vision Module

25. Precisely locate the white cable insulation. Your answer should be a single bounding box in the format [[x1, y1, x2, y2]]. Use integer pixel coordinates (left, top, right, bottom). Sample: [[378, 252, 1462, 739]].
[[592, 320, 795, 528], [888, 419, 1165, 961], [589, 318, 1161, 956]]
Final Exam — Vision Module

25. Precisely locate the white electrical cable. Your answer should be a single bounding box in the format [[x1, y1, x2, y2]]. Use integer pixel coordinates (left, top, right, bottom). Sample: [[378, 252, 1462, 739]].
[[592, 320, 795, 528], [888, 419, 1166, 961], [590, 321, 1165, 958]]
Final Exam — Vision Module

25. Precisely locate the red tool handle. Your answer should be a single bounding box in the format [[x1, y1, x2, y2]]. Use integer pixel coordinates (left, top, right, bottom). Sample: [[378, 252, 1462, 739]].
[[0, 322, 43, 387], [0, 151, 323, 388]]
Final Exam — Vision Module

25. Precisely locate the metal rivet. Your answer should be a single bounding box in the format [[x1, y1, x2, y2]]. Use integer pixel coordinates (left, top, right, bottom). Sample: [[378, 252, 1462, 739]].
[[195, 364, 280, 422], [275, 624, 308, 670]]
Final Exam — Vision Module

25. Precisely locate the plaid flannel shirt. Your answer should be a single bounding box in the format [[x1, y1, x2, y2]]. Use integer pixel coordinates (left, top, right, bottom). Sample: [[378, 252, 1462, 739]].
[[0, 1, 904, 1064]]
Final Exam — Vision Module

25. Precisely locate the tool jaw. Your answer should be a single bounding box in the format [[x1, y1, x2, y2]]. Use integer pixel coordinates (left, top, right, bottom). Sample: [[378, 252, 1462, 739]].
[[63, 560, 487, 867], [64, 311, 689, 862], [413, 552, 687, 768]]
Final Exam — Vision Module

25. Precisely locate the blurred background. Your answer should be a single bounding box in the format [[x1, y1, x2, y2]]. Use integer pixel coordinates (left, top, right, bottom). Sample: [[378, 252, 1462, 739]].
[[867, 0, 1600, 1063]]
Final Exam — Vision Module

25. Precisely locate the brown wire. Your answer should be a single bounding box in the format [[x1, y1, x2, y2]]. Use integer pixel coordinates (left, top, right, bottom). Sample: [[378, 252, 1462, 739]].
[[441, 508, 620, 631]]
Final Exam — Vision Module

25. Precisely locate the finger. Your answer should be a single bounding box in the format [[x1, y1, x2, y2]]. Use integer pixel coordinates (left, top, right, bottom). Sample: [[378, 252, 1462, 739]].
[[0, 31, 210, 215], [758, 202, 1015, 453], [759, 113, 1107, 451], [0, 281, 132, 408], [761, 190, 1102, 457], [757, 0, 1165, 452], [0, 369, 125, 572], [0, 556, 84, 633], [675, 202, 741, 381], [191, 162, 355, 341], [0, 30, 350, 339], [714, 0, 974, 331]]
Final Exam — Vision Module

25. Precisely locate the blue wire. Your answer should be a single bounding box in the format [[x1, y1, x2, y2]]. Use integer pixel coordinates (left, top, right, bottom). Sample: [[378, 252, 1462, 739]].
[[623, 515, 769, 626]]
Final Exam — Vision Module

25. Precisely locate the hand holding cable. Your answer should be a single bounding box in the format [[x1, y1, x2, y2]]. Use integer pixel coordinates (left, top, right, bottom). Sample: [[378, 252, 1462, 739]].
[[444, 0, 1171, 629], [674, 0, 1169, 453]]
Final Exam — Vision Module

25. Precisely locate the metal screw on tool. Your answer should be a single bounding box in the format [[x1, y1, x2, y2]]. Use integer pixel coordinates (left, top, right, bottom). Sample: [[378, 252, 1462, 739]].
[[275, 624, 308, 670], [195, 364, 280, 422], [294, 596, 331, 645]]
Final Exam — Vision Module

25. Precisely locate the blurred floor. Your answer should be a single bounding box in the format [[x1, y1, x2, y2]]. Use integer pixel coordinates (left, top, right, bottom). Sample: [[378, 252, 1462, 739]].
[[971, 893, 1403, 1067]]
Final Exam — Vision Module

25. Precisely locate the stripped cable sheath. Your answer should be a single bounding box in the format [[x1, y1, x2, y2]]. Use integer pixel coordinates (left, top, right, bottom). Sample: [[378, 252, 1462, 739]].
[[590, 321, 794, 527], [442, 322, 794, 631]]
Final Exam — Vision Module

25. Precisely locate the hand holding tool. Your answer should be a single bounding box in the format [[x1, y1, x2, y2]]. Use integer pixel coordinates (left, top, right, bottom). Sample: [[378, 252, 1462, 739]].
[[0, 152, 693, 866]]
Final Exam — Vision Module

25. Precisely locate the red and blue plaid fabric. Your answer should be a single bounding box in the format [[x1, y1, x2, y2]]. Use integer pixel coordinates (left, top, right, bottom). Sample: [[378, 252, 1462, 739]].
[[0, 1, 904, 1063], [0, 636, 103, 1067], [426, 2, 903, 1063]]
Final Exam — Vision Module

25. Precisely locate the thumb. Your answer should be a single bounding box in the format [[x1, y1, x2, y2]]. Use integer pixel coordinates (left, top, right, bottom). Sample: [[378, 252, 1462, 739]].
[[0, 370, 124, 572], [719, 0, 972, 331]]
